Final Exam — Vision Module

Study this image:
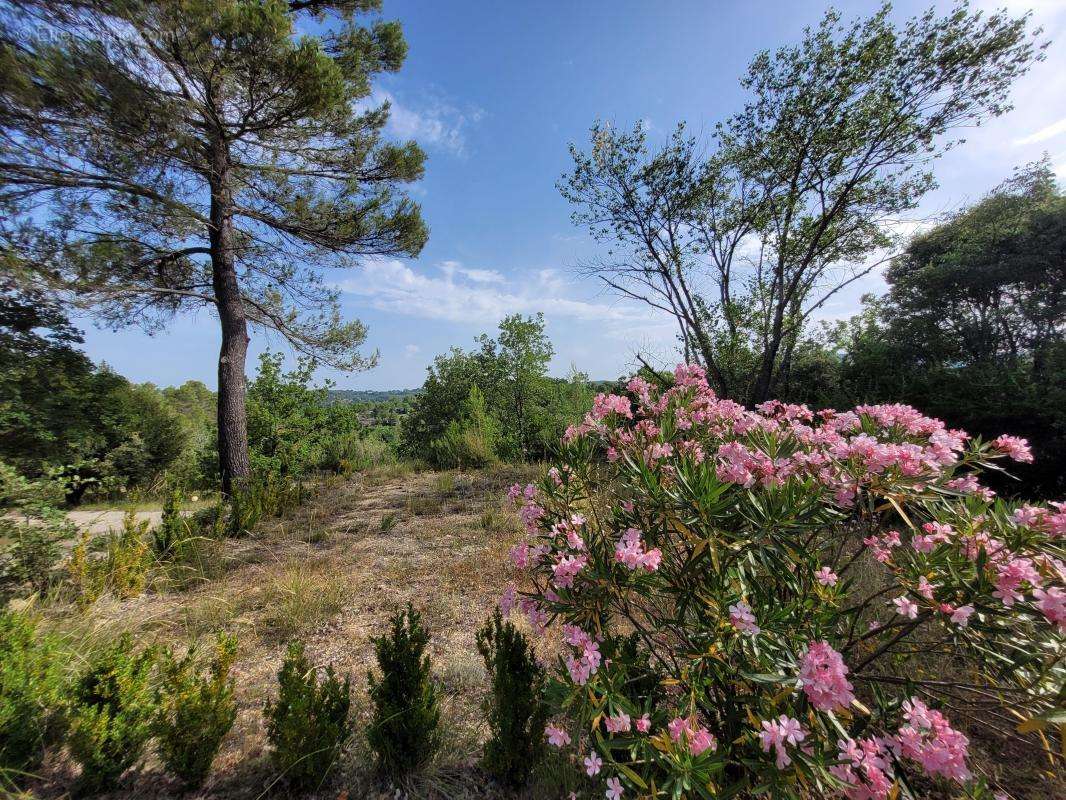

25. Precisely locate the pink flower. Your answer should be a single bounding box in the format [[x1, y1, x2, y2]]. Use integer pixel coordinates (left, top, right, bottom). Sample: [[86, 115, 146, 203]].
[[667, 716, 716, 755], [499, 585, 516, 616], [584, 750, 602, 776], [799, 641, 855, 711], [614, 528, 661, 571], [592, 393, 633, 420], [1033, 587, 1066, 633], [687, 726, 717, 756], [893, 596, 919, 619], [832, 736, 894, 800], [729, 600, 761, 635], [917, 576, 937, 600], [994, 557, 1042, 606], [605, 776, 624, 800], [950, 605, 974, 626], [816, 566, 839, 586], [992, 435, 1033, 463], [759, 715, 806, 768], [604, 711, 631, 734], [545, 724, 570, 747], [635, 714, 651, 733], [667, 717, 688, 742], [552, 553, 588, 589]]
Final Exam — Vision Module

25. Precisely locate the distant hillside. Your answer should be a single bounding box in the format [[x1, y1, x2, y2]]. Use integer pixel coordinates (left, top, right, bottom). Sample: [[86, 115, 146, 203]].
[[327, 388, 420, 404]]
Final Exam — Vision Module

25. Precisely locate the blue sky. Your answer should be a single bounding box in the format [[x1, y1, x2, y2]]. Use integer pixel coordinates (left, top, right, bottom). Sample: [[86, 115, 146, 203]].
[[78, 0, 1066, 390]]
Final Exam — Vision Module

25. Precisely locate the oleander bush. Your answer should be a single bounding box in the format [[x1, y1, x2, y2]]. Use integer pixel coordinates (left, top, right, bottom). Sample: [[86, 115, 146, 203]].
[[367, 605, 441, 780], [265, 640, 351, 791], [67, 634, 157, 793], [154, 633, 238, 789], [476, 609, 547, 788], [0, 610, 66, 783], [503, 363, 1064, 800]]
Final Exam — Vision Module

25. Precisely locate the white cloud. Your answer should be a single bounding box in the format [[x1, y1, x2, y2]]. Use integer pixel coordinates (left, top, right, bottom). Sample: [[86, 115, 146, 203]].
[[337, 259, 663, 333], [1013, 116, 1066, 146], [372, 89, 484, 157], [439, 260, 505, 283], [404, 344, 420, 357]]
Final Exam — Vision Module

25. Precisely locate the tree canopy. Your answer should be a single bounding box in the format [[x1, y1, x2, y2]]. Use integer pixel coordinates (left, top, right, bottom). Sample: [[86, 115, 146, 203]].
[[561, 2, 1043, 405]]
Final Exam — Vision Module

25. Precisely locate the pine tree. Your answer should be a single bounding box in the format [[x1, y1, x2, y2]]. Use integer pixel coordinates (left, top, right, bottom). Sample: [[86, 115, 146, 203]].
[[0, 0, 427, 492]]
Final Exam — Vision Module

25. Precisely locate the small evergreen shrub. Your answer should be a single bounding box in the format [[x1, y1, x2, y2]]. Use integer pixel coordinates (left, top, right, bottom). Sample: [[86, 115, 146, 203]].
[[265, 640, 350, 791], [67, 634, 157, 793], [367, 605, 440, 779], [0, 610, 66, 781], [476, 609, 547, 788], [152, 485, 187, 556], [154, 633, 238, 789]]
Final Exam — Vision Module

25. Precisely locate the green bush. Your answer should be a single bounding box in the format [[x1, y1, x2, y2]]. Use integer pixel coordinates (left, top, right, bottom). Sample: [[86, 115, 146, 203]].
[[428, 385, 499, 469], [152, 485, 187, 557], [318, 433, 393, 474], [154, 633, 238, 789], [367, 605, 440, 779], [68, 513, 153, 605], [265, 640, 350, 791], [227, 472, 307, 536], [0, 610, 66, 782], [0, 464, 75, 601], [475, 610, 547, 788], [67, 634, 157, 793]]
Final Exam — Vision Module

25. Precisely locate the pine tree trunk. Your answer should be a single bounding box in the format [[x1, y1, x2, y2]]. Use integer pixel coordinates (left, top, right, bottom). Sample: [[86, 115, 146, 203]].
[[208, 134, 250, 495]]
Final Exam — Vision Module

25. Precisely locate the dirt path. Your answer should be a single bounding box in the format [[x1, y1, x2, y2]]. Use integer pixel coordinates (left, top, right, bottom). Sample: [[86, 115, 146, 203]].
[[33, 465, 546, 800], [66, 509, 165, 534]]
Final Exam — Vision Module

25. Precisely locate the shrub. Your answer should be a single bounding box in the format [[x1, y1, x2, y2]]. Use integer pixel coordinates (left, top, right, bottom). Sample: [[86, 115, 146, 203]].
[[367, 605, 440, 779], [318, 433, 393, 474], [265, 640, 350, 791], [429, 385, 499, 469], [0, 465, 75, 600], [154, 633, 238, 789], [69, 513, 153, 606], [152, 485, 187, 557], [503, 364, 1065, 800], [475, 609, 547, 788], [0, 610, 66, 781], [227, 472, 306, 536], [68, 634, 157, 793]]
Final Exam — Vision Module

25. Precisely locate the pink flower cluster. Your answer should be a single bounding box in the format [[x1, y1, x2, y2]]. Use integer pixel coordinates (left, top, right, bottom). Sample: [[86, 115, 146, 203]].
[[545, 724, 570, 747], [1034, 586, 1066, 632], [898, 698, 971, 781], [759, 715, 806, 768], [562, 625, 602, 685], [992, 434, 1033, 463], [560, 365, 1042, 516], [832, 736, 896, 800], [728, 600, 760, 635], [798, 641, 855, 711], [832, 699, 971, 798], [667, 716, 717, 756], [614, 528, 662, 571]]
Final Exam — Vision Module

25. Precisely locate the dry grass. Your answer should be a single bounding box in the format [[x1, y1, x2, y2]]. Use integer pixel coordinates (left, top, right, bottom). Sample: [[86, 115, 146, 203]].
[[24, 463, 556, 799]]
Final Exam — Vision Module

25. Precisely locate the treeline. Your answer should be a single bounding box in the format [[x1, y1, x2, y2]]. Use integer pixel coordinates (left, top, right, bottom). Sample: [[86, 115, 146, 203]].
[[0, 288, 213, 503]]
